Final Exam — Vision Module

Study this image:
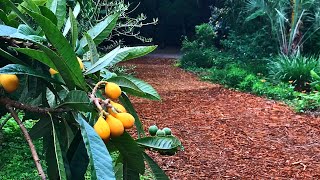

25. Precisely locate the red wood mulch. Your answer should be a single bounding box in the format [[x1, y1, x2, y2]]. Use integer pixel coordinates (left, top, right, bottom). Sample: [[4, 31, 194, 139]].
[[121, 57, 320, 179]]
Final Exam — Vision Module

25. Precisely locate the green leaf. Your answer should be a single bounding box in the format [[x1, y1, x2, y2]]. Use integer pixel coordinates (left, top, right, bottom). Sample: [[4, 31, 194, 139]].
[[311, 70, 320, 80], [51, 118, 68, 180], [4, 0, 34, 28], [57, 90, 92, 111], [111, 132, 145, 174], [15, 48, 57, 69], [39, 5, 58, 25], [23, 7, 87, 90], [119, 94, 145, 138], [17, 24, 37, 35], [110, 76, 160, 100], [0, 48, 26, 65], [84, 33, 99, 64], [74, 113, 116, 180], [46, 0, 66, 29], [62, 2, 80, 36], [23, 0, 41, 13], [79, 13, 119, 50], [143, 152, 169, 180], [123, 159, 140, 180], [136, 136, 183, 150], [85, 46, 157, 75], [0, 24, 17, 36], [0, 64, 63, 84], [69, 8, 78, 50], [29, 117, 52, 139], [245, 9, 265, 22]]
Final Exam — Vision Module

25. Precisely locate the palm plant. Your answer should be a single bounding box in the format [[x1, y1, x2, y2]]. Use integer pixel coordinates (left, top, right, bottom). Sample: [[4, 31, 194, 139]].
[[245, 0, 320, 56]]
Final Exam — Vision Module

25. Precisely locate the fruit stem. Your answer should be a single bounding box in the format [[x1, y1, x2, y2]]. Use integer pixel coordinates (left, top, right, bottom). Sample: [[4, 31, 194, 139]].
[[7, 106, 46, 180], [90, 81, 113, 117]]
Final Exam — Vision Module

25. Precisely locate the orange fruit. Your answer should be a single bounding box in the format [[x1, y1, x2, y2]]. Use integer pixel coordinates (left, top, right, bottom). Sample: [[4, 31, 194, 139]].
[[106, 115, 124, 137], [93, 116, 111, 141], [114, 113, 135, 129], [108, 101, 127, 116], [0, 74, 19, 93], [49, 57, 83, 75], [105, 82, 121, 99]]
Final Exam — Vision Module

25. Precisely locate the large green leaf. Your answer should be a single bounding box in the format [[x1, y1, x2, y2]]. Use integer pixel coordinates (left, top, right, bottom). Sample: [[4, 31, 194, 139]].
[[0, 64, 63, 84], [23, 7, 87, 90], [46, 0, 66, 29], [111, 132, 145, 174], [29, 117, 52, 139], [51, 118, 68, 180], [0, 24, 17, 36], [109, 75, 160, 100], [136, 136, 183, 150], [15, 48, 57, 69], [84, 46, 157, 75], [62, 2, 80, 36], [143, 152, 169, 180], [57, 90, 92, 111], [119, 94, 145, 138], [79, 13, 119, 51], [39, 5, 58, 25], [5, 0, 34, 28], [123, 159, 140, 180], [74, 113, 116, 180]]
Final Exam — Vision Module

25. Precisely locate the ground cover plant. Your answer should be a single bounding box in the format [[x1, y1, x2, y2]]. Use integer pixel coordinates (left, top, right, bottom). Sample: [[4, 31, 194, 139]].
[[0, 0, 183, 179]]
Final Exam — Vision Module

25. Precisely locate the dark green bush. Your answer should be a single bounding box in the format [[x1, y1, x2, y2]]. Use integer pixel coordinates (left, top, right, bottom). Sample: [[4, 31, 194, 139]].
[[180, 48, 214, 68], [252, 81, 296, 100]]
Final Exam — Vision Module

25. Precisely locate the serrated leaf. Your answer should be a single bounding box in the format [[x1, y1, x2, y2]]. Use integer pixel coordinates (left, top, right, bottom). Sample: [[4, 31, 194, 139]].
[[46, 0, 66, 29], [62, 2, 80, 36], [79, 13, 119, 51], [74, 113, 116, 180], [136, 136, 183, 150], [23, 7, 87, 90], [119, 94, 145, 138], [143, 152, 169, 180], [84, 33, 99, 64], [111, 132, 145, 174], [57, 90, 91, 111], [0, 64, 63, 84], [15, 48, 57, 69], [85, 46, 157, 75]]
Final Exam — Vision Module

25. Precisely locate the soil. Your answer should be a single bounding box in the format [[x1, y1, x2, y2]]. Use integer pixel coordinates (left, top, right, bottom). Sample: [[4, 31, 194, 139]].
[[121, 57, 320, 179]]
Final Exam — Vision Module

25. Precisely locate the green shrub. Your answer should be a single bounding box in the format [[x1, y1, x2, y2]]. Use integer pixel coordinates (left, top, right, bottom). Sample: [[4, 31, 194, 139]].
[[207, 67, 227, 84], [252, 81, 296, 100], [194, 23, 216, 48], [224, 65, 249, 87], [268, 55, 320, 91], [239, 74, 260, 91], [291, 92, 320, 112], [180, 48, 214, 68]]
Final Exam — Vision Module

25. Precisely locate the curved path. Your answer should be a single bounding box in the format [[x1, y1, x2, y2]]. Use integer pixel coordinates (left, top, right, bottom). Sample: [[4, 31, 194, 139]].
[[123, 57, 320, 179]]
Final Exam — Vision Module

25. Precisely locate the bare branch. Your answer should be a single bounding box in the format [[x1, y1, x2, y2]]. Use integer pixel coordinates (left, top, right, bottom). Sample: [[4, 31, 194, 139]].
[[7, 106, 46, 180]]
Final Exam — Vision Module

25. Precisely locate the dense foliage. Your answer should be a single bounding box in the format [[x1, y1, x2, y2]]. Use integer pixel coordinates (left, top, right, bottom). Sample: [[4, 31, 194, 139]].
[[0, 0, 183, 179], [180, 0, 320, 112]]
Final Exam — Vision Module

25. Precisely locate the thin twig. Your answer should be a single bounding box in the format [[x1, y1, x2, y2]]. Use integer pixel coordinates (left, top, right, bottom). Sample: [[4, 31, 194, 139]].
[[7, 106, 46, 180], [0, 96, 70, 114], [0, 115, 11, 130]]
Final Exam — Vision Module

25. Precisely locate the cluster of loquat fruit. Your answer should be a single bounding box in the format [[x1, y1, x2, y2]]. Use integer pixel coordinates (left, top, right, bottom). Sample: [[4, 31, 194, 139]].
[[94, 82, 135, 141]]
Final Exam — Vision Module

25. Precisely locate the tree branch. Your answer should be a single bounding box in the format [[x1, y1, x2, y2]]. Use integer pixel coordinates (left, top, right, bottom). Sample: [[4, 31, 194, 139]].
[[7, 106, 46, 180], [0, 96, 70, 114]]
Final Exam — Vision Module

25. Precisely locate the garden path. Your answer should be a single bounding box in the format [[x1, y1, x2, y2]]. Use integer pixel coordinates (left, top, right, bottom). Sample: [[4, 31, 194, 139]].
[[122, 57, 320, 179]]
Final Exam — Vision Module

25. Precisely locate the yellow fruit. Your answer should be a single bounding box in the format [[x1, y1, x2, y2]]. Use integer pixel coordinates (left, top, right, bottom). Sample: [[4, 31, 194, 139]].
[[108, 101, 127, 116], [49, 68, 59, 75], [77, 57, 84, 70], [105, 82, 121, 99], [106, 115, 124, 137], [0, 74, 19, 93], [94, 116, 111, 141], [49, 57, 83, 75], [114, 113, 135, 129]]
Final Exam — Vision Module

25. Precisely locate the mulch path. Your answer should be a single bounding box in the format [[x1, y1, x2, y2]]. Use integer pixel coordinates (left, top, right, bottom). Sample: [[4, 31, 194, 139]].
[[122, 57, 320, 179]]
